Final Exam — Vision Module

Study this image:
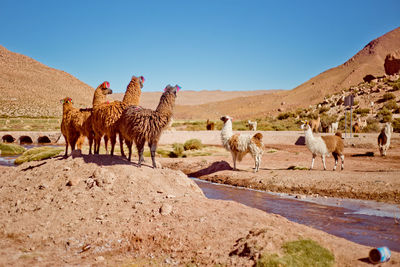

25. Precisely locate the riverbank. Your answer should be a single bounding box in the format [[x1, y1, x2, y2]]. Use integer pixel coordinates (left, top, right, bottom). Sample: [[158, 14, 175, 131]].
[[1, 156, 399, 266], [160, 142, 400, 204]]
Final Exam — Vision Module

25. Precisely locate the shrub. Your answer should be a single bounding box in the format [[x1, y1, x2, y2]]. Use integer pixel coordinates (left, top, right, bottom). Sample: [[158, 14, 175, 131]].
[[354, 108, 370, 116], [257, 239, 334, 267], [168, 143, 184, 158], [392, 82, 400, 91], [382, 92, 396, 101], [318, 106, 330, 114], [384, 100, 398, 110], [393, 118, 400, 133], [183, 139, 203, 150], [377, 107, 393, 123], [277, 112, 295, 120]]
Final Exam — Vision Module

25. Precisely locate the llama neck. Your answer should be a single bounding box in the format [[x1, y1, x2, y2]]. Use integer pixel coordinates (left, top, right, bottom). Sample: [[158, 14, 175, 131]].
[[221, 120, 233, 142], [92, 90, 108, 107], [385, 126, 391, 137], [155, 93, 175, 122], [304, 127, 315, 142], [62, 104, 74, 115], [122, 79, 141, 105]]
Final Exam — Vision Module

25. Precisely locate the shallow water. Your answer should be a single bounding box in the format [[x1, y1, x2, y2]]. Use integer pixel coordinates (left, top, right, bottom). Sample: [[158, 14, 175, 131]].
[[193, 178, 400, 252]]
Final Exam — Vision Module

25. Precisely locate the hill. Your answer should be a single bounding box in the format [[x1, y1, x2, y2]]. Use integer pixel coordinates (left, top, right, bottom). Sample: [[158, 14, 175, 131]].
[[0, 45, 94, 117], [173, 27, 400, 120]]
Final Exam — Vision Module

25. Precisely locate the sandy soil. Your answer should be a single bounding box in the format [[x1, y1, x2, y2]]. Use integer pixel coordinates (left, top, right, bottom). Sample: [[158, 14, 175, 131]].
[[1, 154, 399, 266]]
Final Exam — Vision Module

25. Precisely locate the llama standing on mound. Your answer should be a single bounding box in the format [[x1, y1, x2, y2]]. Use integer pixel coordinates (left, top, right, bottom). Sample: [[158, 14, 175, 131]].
[[301, 121, 344, 170], [75, 81, 113, 154], [206, 119, 215, 130], [378, 122, 393, 156], [92, 75, 144, 156], [118, 85, 179, 168], [220, 115, 264, 172]]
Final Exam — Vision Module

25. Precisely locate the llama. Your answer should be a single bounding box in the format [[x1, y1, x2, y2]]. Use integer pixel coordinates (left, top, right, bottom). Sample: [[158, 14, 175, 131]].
[[75, 81, 113, 154], [330, 121, 339, 133], [92, 75, 144, 156], [220, 115, 264, 172], [118, 85, 179, 168], [206, 119, 215, 130], [378, 122, 393, 156], [60, 97, 86, 156], [310, 117, 320, 133], [301, 121, 344, 171], [353, 122, 360, 133], [247, 120, 257, 131]]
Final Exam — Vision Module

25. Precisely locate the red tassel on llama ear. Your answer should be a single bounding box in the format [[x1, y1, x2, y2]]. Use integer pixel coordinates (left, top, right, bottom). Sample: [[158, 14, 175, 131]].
[[102, 81, 110, 89], [176, 85, 181, 92], [140, 76, 145, 83]]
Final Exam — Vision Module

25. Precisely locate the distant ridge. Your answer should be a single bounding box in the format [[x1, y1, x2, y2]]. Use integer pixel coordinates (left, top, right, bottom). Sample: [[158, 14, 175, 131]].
[[0, 45, 94, 117]]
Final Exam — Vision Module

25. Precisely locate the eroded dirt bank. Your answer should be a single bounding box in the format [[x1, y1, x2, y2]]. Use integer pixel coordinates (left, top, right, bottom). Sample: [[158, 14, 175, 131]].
[[160, 143, 400, 204], [1, 155, 399, 266]]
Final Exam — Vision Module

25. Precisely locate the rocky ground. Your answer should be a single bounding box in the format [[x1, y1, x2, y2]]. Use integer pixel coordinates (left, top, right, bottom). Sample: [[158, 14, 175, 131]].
[[1, 152, 399, 266]]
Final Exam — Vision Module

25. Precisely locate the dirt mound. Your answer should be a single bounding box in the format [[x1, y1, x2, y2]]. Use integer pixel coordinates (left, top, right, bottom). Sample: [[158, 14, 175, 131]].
[[1, 155, 396, 265], [0, 45, 94, 117]]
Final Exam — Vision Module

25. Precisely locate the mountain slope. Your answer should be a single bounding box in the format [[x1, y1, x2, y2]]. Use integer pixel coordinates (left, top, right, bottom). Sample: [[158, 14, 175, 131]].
[[173, 27, 400, 120], [0, 45, 94, 117]]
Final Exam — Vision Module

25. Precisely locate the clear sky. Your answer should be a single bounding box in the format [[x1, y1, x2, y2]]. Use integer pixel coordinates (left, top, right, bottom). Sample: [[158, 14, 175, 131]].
[[1, 0, 399, 93]]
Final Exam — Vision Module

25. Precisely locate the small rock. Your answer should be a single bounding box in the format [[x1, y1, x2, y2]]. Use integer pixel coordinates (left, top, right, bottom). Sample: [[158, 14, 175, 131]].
[[95, 256, 105, 262], [166, 194, 176, 199], [63, 166, 71, 171], [66, 177, 80, 186], [160, 203, 172, 215]]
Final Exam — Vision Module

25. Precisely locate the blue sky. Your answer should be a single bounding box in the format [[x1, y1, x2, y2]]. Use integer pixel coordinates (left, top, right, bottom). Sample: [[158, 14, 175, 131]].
[[1, 0, 399, 93]]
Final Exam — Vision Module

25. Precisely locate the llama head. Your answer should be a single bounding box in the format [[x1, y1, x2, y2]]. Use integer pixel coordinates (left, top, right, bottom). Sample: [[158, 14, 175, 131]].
[[163, 84, 180, 96], [97, 81, 113, 95], [300, 120, 311, 130], [60, 97, 73, 105], [220, 115, 232, 124]]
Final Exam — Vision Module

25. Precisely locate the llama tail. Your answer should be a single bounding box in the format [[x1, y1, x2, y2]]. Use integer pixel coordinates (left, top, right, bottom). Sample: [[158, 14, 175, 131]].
[[252, 132, 263, 140], [335, 131, 342, 138]]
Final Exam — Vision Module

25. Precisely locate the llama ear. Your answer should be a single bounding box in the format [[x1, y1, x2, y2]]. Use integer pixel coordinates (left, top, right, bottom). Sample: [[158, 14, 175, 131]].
[[103, 81, 110, 89], [163, 85, 172, 92], [140, 76, 145, 83], [175, 85, 181, 92]]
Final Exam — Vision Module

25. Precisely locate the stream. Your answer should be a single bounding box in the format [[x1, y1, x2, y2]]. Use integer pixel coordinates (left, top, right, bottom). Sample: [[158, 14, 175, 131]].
[[193, 178, 400, 252]]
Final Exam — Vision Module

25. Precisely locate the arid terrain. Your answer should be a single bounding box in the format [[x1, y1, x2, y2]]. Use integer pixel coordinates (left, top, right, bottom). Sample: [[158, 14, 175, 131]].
[[0, 148, 399, 266]]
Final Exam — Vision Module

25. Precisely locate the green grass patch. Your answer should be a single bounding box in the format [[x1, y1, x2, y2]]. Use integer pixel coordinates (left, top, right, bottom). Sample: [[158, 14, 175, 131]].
[[0, 142, 26, 156], [382, 92, 396, 101], [257, 239, 334, 267], [184, 139, 203, 150], [14, 146, 63, 165]]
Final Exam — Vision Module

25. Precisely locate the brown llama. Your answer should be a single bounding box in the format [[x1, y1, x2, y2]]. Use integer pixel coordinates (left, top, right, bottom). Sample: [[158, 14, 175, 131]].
[[75, 81, 113, 154], [206, 119, 215, 130], [310, 116, 320, 133], [92, 75, 144, 156], [60, 97, 88, 156], [118, 85, 179, 168]]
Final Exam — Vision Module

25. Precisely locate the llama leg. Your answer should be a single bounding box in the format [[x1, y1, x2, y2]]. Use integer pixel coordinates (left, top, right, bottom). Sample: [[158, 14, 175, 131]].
[[231, 152, 237, 170], [104, 135, 109, 155], [149, 141, 158, 168], [64, 136, 69, 157], [88, 136, 93, 155], [110, 133, 117, 156], [310, 154, 316, 170], [321, 155, 326, 170], [125, 140, 132, 162], [340, 154, 344, 170], [119, 133, 125, 158], [136, 139, 145, 167], [332, 153, 338, 171]]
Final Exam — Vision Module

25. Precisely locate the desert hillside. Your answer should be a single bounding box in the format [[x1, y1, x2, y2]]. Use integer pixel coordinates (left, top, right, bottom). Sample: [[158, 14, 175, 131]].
[[173, 27, 400, 120], [0, 45, 95, 117]]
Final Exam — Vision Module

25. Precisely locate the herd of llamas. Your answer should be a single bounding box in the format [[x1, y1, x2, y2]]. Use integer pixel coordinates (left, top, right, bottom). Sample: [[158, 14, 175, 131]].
[[61, 76, 394, 171]]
